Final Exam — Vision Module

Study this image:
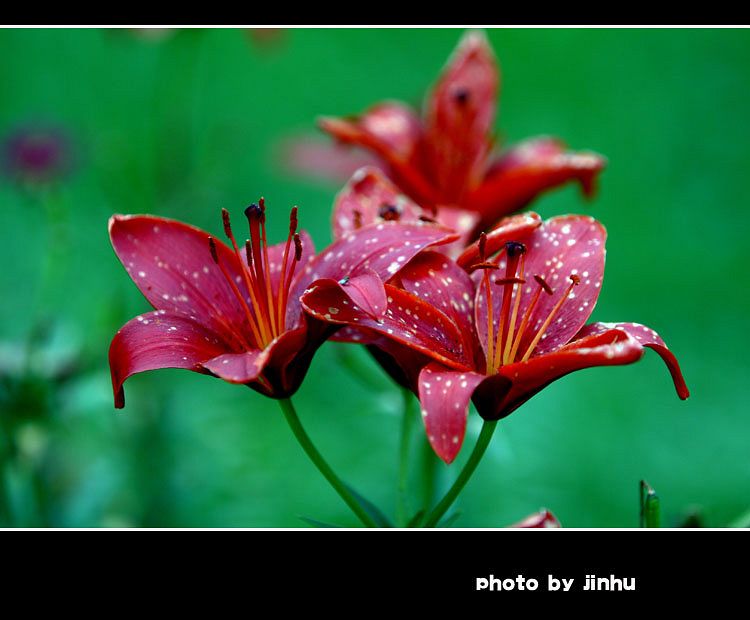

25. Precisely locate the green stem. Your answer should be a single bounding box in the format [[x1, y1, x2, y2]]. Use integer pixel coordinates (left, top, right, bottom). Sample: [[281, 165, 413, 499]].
[[422, 420, 498, 528], [396, 388, 416, 525], [279, 398, 378, 528]]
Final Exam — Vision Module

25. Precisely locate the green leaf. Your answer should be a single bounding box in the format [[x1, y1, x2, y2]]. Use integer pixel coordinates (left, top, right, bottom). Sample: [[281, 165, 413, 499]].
[[640, 480, 661, 528], [298, 516, 344, 528], [406, 509, 425, 528], [438, 511, 462, 528], [343, 483, 393, 528]]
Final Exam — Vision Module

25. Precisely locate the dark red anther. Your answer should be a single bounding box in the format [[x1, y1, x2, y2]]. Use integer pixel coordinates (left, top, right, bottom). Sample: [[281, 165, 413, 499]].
[[289, 206, 298, 234], [494, 277, 526, 286], [293, 233, 303, 261], [569, 274, 581, 285], [378, 203, 401, 221], [208, 236, 219, 264], [353, 210, 363, 229], [245, 240, 253, 267], [221, 208, 233, 238], [478, 232, 488, 261], [453, 87, 470, 105], [534, 274, 554, 295]]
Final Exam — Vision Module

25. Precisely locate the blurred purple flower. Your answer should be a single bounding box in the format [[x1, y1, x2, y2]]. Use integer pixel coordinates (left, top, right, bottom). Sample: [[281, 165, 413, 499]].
[[2, 125, 75, 186]]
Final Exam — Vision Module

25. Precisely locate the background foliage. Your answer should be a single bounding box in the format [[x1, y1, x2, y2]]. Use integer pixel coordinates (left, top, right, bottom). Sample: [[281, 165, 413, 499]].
[[0, 28, 748, 527]]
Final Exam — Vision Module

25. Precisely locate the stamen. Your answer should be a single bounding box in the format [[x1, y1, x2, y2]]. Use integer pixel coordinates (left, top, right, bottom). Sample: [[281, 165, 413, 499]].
[[224, 207, 270, 345], [207, 235, 262, 347], [507, 275, 554, 363], [257, 198, 279, 338], [521, 274, 580, 362], [276, 206, 299, 331], [478, 232, 496, 371]]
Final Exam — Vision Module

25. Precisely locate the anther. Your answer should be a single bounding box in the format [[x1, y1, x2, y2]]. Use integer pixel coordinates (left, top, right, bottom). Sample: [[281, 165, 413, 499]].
[[494, 277, 526, 286], [534, 275, 554, 295], [378, 203, 401, 221], [221, 208, 233, 238], [208, 236, 219, 264], [289, 206, 298, 234], [569, 274, 581, 286], [454, 88, 470, 105], [294, 233, 303, 261], [467, 261, 499, 273], [478, 232, 488, 261], [353, 210, 363, 229]]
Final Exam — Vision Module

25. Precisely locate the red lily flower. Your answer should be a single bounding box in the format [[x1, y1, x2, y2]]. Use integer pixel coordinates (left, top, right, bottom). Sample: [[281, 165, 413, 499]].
[[318, 30, 606, 232], [301, 213, 688, 464], [108, 200, 458, 407], [510, 509, 561, 528]]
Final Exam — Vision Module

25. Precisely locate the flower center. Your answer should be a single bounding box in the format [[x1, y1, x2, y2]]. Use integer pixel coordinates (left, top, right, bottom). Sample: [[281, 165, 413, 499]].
[[473, 238, 580, 373], [208, 198, 303, 349]]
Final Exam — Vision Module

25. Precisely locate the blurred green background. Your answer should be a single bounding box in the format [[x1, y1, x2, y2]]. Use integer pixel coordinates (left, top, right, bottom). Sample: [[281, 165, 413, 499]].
[[0, 27, 748, 528]]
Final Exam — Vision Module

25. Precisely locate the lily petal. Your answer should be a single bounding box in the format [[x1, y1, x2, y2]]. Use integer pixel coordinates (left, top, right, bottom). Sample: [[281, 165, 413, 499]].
[[457, 212, 542, 270], [474, 326, 644, 420], [576, 322, 689, 399], [109, 311, 229, 408], [319, 101, 423, 163], [469, 137, 607, 227], [202, 349, 269, 384], [109, 214, 251, 345], [396, 251, 479, 360], [418, 363, 486, 463], [424, 30, 499, 200], [301, 282, 471, 370], [291, 221, 459, 310]]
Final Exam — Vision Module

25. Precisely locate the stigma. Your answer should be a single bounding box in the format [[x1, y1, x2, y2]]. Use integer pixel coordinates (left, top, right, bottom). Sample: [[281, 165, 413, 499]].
[[208, 199, 303, 349]]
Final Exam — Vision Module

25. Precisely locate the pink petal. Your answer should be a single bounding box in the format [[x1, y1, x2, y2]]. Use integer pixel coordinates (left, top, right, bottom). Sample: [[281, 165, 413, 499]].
[[109, 214, 252, 344], [418, 363, 486, 463], [109, 311, 230, 408], [509, 510, 561, 528], [301, 282, 472, 371], [469, 137, 607, 227], [577, 322, 689, 400], [424, 30, 499, 200]]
